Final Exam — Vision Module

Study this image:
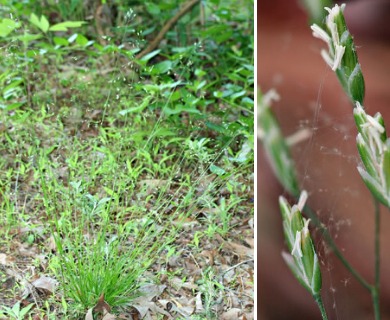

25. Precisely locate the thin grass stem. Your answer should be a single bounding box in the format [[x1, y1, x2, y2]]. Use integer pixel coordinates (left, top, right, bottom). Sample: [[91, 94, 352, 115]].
[[372, 198, 381, 320], [314, 294, 328, 320], [303, 205, 372, 291]]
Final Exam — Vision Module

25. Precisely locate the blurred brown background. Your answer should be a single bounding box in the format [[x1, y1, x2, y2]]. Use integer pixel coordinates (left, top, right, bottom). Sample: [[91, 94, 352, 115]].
[[258, 0, 390, 319]]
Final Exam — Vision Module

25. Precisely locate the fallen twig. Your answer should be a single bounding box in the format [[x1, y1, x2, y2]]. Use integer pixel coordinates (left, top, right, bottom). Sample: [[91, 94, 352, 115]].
[[135, 0, 200, 59]]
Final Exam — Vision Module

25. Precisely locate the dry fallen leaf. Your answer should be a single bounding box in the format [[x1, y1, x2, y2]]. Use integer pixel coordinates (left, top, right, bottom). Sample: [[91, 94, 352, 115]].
[[85, 308, 116, 320], [244, 237, 254, 249], [129, 284, 168, 319], [195, 292, 203, 313], [139, 179, 169, 195], [130, 301, 171, 319], [22, 275, 58, 298], [200, 249, 216, 266], [248, 217, 254, 230], [85, 293, 116, 320], [223, 241, 253, 258], [220, 308, 242, 320], [0, 253, 15, 266], [172, 216, 199, 228], [31, 276, 58, 294], [158, 297, 195, 318]]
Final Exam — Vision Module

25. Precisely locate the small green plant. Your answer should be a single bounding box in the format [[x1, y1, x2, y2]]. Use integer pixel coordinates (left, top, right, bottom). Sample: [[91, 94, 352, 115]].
[[195, 267, 224, 319], [0, 302, 34, 320]]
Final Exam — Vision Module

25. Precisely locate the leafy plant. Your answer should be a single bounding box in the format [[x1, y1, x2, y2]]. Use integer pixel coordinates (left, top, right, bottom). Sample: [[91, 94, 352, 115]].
[[0, 302, 34, 320]]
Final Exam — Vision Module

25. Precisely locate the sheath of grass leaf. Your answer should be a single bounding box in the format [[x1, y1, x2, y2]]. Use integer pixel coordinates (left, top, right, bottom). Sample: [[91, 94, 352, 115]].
[[258, 91, 300, 197], [279, 193, 322, 297], [354, 102, 390, 208], [311, 4, 365, 104]]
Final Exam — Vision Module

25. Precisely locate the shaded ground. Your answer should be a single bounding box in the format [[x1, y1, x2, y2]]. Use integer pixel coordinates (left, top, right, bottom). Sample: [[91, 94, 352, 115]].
[[0, 56, 253, 319]]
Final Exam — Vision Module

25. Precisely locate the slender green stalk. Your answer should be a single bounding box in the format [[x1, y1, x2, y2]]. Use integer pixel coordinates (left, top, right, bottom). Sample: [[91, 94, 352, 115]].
[[303, 205, 372, 291], [314, 294, 328, 320], [372, 198, 381, 320]]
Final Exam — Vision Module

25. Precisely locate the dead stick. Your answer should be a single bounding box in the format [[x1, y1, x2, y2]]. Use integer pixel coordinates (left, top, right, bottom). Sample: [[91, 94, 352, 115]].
[[221, 259, 254, 276], [135, 0, 200, 60]]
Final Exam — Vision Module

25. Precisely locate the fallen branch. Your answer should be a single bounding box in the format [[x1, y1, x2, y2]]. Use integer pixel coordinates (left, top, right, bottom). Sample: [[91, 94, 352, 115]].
[[135, 0, 200, 59]]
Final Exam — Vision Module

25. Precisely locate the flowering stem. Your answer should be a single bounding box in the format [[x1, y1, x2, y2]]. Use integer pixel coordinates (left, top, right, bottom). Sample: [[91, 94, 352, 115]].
[[303, 205, 372, 291], [372, 198, 381, 320], [314, 294, 328, 320]]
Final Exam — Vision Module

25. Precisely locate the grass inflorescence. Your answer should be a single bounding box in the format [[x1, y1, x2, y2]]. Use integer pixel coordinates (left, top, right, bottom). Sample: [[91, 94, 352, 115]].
[[260, 3, 390, 320]]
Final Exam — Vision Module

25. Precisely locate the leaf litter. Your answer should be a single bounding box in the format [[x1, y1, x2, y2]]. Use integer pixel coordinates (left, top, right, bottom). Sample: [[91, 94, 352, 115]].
[[0, 177, 253, 319], [1, 185, 253, 319]]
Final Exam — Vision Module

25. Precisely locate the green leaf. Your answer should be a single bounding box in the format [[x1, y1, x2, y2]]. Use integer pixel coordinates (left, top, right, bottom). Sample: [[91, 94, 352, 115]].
[[195, 69, 206, 77], [201, 24, 233, 44], [230, 90, 246, 101], [0, 18, 20, 37], [145, 2, 161, 15], [140, 49, 161, 63], [152, 127, 176, 137], [3, 79, 24, 99], [49, 21, 86, 32], [15, 33, 42, 45], [142, 81, 182, 93], [163, 104, 201, 116], [3, 102, 25, 111], [76, 34, 90, 46], [53, 36, 69, 46], [210, 165, 226, 176], [29, 13, 50, 33], [151, 60, 172, 75], [195, 80, 207, 91], [119, 97, 152, 116], [205, 122, 231, 136], [213, 91, 223, 98]]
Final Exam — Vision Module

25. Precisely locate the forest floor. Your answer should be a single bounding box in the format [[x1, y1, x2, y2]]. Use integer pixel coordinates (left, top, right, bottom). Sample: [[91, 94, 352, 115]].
[[0, 53, 254, 319]]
